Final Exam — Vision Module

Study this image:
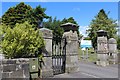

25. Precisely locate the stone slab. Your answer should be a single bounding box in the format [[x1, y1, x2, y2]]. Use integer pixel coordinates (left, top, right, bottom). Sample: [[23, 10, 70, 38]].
[[2, 59, 16, 64], [3, 64, 16, 72], [9, 69, 24, 78], [41, 69, 53, 78], [65, 65, 79, 73], [96, 61, 109, 67], [2, 72, 10, 78]]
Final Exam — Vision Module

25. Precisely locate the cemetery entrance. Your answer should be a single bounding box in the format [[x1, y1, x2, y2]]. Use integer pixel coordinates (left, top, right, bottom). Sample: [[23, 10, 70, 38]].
[[52, 38, 66, 75]]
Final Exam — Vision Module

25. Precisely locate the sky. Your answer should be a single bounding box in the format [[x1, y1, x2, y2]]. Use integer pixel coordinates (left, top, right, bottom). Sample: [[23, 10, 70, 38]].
[[0, 2, 118, 37], [0, 0, 119, 2]]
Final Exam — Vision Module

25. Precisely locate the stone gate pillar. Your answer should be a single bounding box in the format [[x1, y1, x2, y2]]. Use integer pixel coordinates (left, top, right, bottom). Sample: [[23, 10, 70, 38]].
[[39, 28, 53, 78], [108, 38, 118, 64], [63, 30, 79, 73], [96, 30, 109, 66]]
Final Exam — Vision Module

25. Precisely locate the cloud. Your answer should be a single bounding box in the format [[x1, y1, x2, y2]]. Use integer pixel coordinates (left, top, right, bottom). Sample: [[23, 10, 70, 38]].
[[72, 8, 80, 12], [79, 26, 89, 37], [116, 20, 118, 24]]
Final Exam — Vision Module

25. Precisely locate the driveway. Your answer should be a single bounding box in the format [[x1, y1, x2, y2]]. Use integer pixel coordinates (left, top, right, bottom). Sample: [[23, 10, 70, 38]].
[[54, 61, 118, 78]]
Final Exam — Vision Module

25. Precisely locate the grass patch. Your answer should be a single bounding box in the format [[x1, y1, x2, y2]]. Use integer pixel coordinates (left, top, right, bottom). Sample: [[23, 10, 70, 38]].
[[78, 48, 97, 62]]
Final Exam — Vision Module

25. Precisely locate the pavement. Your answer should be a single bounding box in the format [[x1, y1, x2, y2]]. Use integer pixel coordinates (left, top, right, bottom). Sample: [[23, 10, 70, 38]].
[[53, 61, 118, 78]]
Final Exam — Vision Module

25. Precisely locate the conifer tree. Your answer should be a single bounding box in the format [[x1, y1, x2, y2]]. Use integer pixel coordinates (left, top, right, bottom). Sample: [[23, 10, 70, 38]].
[[87, 9, 117, 48], [2, 2, 49, 28]]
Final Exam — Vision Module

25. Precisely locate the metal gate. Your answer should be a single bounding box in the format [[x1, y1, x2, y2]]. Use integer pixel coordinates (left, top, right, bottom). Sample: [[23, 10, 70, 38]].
[[52, 38, 66, 75]]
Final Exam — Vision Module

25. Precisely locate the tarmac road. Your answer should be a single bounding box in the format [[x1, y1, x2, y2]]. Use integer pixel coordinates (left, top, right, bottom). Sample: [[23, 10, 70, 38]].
[[54, 61, 118, 78]]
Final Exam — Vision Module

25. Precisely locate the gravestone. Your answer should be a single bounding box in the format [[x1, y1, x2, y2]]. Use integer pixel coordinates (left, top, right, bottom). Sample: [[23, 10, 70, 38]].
[[63, 30, 79, 73], [39, 28, 53, 78]]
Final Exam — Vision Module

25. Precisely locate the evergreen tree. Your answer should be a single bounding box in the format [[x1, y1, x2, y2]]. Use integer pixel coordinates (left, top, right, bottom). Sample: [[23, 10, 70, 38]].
[[116, 35, 120, 50], [87, 9, 117, 48], [43, 17, 82, 44], [61, 17, 78, 25], [0, 18, 1, 24], [2, 2, 49, 28], [2, 2, 32, 28], [43, 17, 63, 44], [28, 5, 49, 28]]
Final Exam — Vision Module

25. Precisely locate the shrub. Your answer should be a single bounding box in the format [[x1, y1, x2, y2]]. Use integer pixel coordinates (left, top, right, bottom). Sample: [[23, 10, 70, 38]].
[[1, 22, 44, 58]]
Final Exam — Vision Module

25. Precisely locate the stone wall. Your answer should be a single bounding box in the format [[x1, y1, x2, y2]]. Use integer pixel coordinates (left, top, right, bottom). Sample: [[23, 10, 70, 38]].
[[0, 28, 80, 79], [0, 58, 30, 79]]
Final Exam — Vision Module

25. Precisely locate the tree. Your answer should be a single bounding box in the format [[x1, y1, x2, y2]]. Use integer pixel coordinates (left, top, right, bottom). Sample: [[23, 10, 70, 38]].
[[1, 22, 44, 58], [61, 17, 78, 24], [43, 17, 82, 44], [2, 2, 32, 28], [61, 17, 80, 37], [83, 37, 91, 40], [0, 24, 3, 44], [116, 36, 120, 50], [43, 17, 62, 29], [2, 2, 49, 28], [87, 9, 117, 48], [43, 17, 64, 44], [0, 24, 4, 39], [0, 18, 1, 24], [0, 25, 2, 53], [28, 5, 49, 28]]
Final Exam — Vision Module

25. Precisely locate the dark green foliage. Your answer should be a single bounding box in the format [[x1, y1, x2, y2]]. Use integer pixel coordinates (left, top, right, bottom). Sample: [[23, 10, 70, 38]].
[[2, 2, 32, 28], [2, 2, 49, 28], [43, 17, 64, 44], [61, 17, 80, 37], [83, 37, 91, 40], [117, 36, 120, 50], [87, 9, 117, 48], [27, 5, 49, 28], [0, 18, 1, 24], [61, 17, 78, 24], [43, 17, 81, 44]]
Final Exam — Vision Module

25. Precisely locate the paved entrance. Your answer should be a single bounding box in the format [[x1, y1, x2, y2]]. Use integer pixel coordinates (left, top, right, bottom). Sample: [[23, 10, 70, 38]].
[[54, 61, 118, 78]]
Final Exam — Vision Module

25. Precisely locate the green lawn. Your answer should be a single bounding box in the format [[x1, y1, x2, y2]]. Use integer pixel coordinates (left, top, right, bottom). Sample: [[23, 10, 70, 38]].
[[78, 48, 120, 62], [118, 50, 120, 53], [78, 48, 97, 62]]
